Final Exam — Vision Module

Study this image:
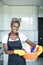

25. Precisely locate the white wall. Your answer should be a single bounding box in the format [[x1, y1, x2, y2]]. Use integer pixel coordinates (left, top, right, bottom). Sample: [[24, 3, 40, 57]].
[[2, 5, 38, 43], [3, 5, 38, 30], [0, 1, 4, 42], [0, 4, 39, 43], [0, 0, 43, 44], [38, 7, 43, 17], [0, 1, 4, 30], [1, 4, 43, 43]]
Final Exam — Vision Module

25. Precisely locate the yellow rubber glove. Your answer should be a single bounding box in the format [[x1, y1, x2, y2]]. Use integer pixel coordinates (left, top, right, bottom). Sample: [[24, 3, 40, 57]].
[[37, 46, 42, 56], [14, 50, 25, 56]]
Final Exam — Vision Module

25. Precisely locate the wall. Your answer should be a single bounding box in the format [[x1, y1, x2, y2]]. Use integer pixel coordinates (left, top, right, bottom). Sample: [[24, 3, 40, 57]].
[[0, 1, 4, 43], [2, 5, 38, 44], [38, 7, 43, 17], [0, 1, 4, 30]]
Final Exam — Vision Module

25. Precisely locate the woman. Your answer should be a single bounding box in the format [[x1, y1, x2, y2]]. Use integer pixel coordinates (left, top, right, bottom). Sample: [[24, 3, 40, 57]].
[[2, 17, 37, 65]]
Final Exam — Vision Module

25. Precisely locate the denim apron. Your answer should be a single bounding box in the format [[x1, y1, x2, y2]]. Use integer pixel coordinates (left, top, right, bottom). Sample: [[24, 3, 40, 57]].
[[7, 36, 26, 65]]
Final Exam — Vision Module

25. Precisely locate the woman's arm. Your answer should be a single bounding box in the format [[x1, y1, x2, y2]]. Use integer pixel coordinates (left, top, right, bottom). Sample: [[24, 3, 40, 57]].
[[3, 44, 25, 56], [3, 44, 14, 54], [25, 39, 36, 48]]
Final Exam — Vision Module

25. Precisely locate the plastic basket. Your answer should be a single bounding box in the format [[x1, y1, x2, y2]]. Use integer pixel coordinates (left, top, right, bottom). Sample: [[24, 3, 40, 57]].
[[23, 46, 42, 60]]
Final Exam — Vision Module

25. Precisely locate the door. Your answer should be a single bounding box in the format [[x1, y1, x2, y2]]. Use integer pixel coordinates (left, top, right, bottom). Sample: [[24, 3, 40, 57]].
[[38, 17, 43, 57]]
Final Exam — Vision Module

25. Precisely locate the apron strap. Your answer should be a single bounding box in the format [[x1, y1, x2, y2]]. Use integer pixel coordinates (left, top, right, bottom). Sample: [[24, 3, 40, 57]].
[[7, 32, 22, 45]]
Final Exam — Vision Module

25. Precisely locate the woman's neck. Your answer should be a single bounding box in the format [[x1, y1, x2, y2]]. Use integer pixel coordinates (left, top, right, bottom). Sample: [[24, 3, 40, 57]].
[[11, 32, 17, 35], [8, 32, 19, 40], [9, 31, 18, 37]]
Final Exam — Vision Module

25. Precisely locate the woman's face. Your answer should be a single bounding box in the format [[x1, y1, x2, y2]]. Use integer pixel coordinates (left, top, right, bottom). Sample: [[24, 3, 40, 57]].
[[11, 22, 20, 33]]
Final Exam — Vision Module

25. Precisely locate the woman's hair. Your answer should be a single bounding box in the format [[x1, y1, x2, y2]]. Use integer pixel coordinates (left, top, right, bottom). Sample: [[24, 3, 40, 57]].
[[11, 17, 21, 26]]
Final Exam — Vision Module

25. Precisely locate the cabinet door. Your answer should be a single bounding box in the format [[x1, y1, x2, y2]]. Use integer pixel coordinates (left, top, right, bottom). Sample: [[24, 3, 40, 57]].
[[20, 17, 37, 30]]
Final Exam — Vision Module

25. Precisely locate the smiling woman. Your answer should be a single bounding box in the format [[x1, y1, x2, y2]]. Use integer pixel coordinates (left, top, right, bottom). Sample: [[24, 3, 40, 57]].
[[2, 17, 38, 65]]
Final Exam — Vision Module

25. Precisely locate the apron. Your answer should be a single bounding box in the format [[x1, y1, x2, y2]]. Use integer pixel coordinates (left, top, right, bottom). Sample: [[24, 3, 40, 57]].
[[7, 36, 26, 65]]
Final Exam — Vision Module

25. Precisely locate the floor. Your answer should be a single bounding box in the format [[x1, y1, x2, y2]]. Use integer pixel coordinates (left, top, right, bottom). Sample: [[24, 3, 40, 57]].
[[0, 58, 43, 65], [26, 58, 43, 65]]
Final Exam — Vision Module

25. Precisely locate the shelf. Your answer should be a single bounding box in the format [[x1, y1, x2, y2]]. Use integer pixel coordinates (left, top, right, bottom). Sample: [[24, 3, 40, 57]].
[[0, 30, 10, 31], [0, 30, 38, 31]]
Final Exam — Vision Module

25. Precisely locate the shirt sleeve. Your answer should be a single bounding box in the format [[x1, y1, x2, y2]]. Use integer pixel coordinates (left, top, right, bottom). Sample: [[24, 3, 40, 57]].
[[2, 34, 8, 44], [19, 32, 27, 42]]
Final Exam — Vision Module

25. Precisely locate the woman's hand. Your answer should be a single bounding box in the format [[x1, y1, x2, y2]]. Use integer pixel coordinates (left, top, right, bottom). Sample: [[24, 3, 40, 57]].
[[14, 50, 25, 56]]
